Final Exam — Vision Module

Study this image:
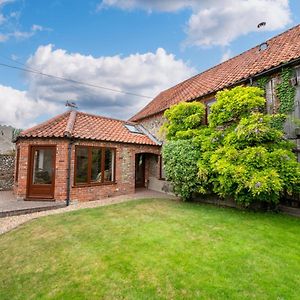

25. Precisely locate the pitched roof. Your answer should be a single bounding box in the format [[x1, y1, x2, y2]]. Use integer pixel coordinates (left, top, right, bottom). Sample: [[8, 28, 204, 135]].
[[19, 110, 159, 145], [130, 24, 300, 122]]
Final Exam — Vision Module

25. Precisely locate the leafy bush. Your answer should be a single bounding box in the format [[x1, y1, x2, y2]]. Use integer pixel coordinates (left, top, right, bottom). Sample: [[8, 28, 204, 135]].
[[209, 146, 299, 205], [161, 102, 205, 140], [162, 140, 201, 200], [208, 86, 265, 127], [162, 86, 300, 206]]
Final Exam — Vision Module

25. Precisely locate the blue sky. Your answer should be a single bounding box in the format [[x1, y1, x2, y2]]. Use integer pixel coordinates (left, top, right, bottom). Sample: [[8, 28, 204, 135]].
[[0, 0, 299, 128]]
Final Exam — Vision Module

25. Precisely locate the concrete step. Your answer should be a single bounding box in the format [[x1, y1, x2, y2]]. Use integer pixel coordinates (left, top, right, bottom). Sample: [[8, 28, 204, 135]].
[[0, 203, 65, 218]]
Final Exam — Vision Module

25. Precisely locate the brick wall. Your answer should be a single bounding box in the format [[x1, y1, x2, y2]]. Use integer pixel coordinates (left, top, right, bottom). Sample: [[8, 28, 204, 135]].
[[0, 154, 14, 190], [139, 113, 166, 141], [15, 138, 161, 202]]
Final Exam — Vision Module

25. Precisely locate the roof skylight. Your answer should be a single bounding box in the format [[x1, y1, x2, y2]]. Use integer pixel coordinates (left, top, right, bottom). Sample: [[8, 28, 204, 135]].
[[124, 124, 142, 134]]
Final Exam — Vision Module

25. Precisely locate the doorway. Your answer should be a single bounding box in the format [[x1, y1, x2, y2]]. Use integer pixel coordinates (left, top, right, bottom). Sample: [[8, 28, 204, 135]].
[[27, 146, 56, 200], [135, 153, 145, 188]]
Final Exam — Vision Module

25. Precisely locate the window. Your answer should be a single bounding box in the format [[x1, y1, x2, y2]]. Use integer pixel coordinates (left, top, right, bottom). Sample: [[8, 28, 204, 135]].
[[75, 146, 115, 185], [76, 147, 89, 183], [124, 124, 142, 134], [205, 99, 216, 124], [32, 148, 54, 184], [91, 148, 102, 182], [104, 148, 115, 182]]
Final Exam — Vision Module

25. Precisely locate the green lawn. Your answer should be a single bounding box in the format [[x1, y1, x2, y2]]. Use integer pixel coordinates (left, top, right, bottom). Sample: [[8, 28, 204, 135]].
[[1, 199, 300, 299]]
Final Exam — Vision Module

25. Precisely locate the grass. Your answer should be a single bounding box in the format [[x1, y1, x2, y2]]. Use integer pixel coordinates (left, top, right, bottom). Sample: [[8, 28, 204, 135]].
[[0, 199, 300, 299]]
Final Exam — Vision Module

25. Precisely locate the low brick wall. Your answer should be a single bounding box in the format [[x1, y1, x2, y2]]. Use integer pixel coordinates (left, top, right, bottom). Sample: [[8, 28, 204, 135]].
[[0, 154, 15, 191]]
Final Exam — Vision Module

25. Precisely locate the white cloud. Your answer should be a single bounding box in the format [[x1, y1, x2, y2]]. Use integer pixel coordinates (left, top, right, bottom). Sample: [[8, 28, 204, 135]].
[[0, 85, 52, 128], [0, 0, 14, 6], [185, 0, 291, 47], [0, 0, 49, 43], [22, 44, 195, 123], [99, 0, 292, 47], [10, 24, 48, 40], [98, 0, 197, 12]]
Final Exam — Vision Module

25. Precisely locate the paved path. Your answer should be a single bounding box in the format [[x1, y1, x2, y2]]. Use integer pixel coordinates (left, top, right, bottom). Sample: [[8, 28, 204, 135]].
[[0, 191, 63, 217], [0, 189, 177, 235]]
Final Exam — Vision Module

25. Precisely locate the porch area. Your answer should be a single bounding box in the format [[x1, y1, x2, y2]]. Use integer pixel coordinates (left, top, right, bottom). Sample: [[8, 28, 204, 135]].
[[0, 191, 65, 218]]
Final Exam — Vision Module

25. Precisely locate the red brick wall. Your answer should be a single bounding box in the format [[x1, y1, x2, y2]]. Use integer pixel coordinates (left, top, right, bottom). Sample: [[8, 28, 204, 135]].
[[15, 138, 161, 202]]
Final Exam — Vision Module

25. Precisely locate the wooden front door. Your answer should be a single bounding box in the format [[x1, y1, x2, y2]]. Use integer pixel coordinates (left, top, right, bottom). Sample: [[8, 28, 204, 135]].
[[27, 146, 56, 200], [135, 154, 145, 188]]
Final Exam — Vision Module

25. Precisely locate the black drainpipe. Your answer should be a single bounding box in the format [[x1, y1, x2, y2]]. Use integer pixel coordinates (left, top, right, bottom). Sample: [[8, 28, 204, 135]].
[[66, 139, 73, 206]]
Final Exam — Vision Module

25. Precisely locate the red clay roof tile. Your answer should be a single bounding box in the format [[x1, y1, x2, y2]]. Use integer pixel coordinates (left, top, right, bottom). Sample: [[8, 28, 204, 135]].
[[19, 111, 158, 146], [130, 24, 300, 121]]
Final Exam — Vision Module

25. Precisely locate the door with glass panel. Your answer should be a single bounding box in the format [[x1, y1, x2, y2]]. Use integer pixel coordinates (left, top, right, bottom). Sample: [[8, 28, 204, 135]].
[[27, 146, 56, 200], [135, 153, 145, 188]]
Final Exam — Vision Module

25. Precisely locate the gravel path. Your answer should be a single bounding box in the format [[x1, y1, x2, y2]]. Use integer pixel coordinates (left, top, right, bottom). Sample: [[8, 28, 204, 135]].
[[0, 190, 176, 235]]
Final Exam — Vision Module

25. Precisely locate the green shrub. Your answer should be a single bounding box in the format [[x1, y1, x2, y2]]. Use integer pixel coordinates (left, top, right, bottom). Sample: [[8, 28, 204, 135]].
[[208, 86, 265, 127], [209, 146, 300, 205], [161, 86, 300, 206], [161, 102, 205, 140], [162, 140, 201, 200]]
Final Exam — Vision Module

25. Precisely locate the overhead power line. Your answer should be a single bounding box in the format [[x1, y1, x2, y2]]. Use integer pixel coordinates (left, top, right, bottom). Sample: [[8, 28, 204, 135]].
[[0, 60, 154, 99]]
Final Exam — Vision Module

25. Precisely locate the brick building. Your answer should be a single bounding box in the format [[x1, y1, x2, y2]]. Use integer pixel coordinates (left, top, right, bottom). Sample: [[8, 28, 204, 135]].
[[130, 24, 300, 163], [14, 24, 300, 202], [15, 111, 161, 202]]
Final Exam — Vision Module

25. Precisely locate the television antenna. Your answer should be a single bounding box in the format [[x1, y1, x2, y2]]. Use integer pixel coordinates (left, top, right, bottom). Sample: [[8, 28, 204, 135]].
[[257, 22, 266, 29], [65, 100, 78, 109]]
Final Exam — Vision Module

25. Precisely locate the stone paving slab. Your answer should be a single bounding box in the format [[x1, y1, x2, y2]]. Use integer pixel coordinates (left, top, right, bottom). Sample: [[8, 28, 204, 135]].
[[0, 189, 178, 235], [0, 191, 64, 217]]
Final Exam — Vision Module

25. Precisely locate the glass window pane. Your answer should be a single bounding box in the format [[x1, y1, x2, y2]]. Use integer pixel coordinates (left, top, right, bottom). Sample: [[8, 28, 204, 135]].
[[91, 148, 102, 182], [76, 148, 88, 183], [33, 149, 53, 184], [206, 99, 216, 117], [104, 149, 114, 182], [125, 124, 142, 134]]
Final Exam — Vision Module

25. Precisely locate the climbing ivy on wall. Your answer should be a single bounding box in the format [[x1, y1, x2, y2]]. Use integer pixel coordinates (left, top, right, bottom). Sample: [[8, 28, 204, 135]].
[[256, 76, 269, 93], [276, 67, 296, 114], [255, 67, 296, 130]]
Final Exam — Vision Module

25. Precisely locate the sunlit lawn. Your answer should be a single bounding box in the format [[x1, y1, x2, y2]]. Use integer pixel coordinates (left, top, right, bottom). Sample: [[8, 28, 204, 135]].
[[0, 199, 300, 299]]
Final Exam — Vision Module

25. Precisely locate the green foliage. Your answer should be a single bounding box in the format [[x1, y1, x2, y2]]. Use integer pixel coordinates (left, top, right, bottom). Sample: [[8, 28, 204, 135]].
[[162, 140, 201, 200], [224, 113, 283, 148], [209, 145, 299, 205], [208, 86, 265, 127], [162, 86, 300, 206], [2, 200, 300, 300], [12, 128, 22, 141], [276, 67, 296, 114], [161, 102, 205, 140], [256, 76, 269, 93]]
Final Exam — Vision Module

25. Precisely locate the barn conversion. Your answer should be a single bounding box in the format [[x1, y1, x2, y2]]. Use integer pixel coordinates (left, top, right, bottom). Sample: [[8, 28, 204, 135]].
[[14, 24, 300, 202]]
